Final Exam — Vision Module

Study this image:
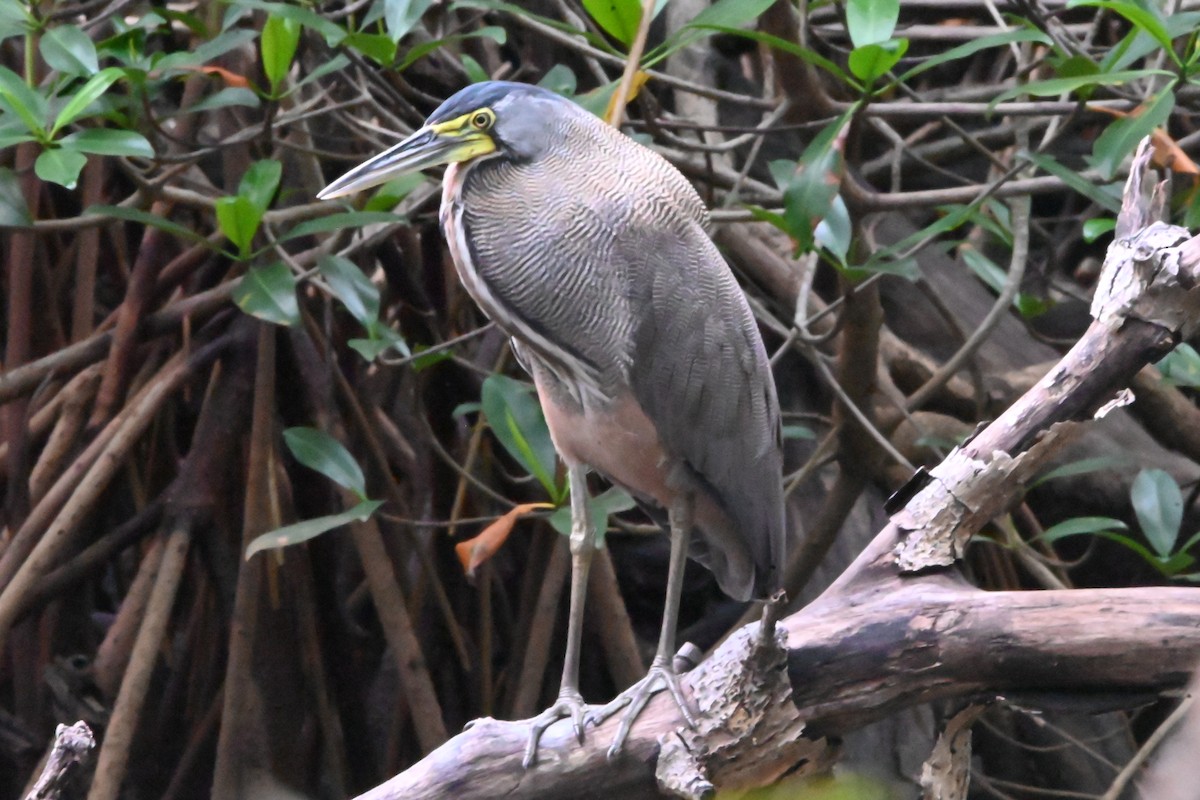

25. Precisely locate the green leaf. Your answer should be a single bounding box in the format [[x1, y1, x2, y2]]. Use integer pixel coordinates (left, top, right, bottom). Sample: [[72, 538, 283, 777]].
[[846, 0, 899, 47], [548, 486, 635, 546], [684, 25, 852, 84], [318, 254, 380, 327], [181, 87, 261, 115], [0, 166, 31, 227], [990, 68, 1171, 107], [234, 262, 299, 326], [1067, 0, 1176, 63], [41, 24, 100, 76], [538, 64, 578, 95], [0, 1, 31, 40], [481, 374, 561, 500], [34, 147, 88, 189], [362, 173, 426, 212], [583, 0, 643, 47], [782, 424, 815, 440], [262, 14, 302, 92], [644, 0, 776, 67], [0, 65, 48, 137], [284, 427, 370, 499], [1037, 516, 1128, 544], [1156, 343, 1200, 389], [848, 38, 908, 84], [814, 194, 851, 264], [50, 66, 125, 137], [396, 27, 506, 71], [896, 29, 1051, 84], [86, 204, 211, 245], [60, 128, 154, 157], [233, 0, 347, 46], [238, 159, 282, 214], [769, 107, 855, 253], [1082, 217, 1116, 243], [1089, 90, 1174, 180], [1033, 455, 1130, 486], [1131, 468, 1183, 559], [348, 334, 404, 361], [460, 53, 490, 84], [385, 0, 434, 41], [280, 210, 405, 241], [215, 195, 262, 258], [341, 32, 397, 66], [245, 499, 383, 559], [1020, 151, 1123, 213]]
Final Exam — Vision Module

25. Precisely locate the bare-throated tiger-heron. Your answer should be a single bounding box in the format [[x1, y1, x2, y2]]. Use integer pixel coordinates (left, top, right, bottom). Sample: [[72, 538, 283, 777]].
[[318, 81, 785, 764]]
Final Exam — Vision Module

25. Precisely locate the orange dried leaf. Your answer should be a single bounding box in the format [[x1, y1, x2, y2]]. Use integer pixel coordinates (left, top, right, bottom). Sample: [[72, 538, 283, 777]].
[[455, 502, 554, 577], [1087, 103, 1199, 177], [178, 65, 252, 89]]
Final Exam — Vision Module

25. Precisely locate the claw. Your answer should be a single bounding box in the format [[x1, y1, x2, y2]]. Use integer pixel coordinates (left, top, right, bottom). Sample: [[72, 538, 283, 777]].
[[600, 660, 697, 758], [522, 690, 593, 768]]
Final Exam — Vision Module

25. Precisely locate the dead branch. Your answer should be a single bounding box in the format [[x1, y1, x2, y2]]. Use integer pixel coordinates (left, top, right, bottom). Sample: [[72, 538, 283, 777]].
[[348, 139, 1200, 799]]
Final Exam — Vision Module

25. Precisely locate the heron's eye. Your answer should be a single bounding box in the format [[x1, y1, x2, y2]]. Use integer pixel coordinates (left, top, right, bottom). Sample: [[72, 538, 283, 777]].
[[471, 111, 493, 130]]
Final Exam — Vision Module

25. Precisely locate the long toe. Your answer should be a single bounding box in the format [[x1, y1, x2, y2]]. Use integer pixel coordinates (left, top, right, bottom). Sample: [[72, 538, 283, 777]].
[[605, 663, 698, 759], [522, 691, 593, 768]]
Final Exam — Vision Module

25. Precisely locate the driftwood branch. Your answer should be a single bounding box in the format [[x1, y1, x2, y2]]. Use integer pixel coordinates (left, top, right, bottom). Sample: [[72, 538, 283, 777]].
[[24, 721, 95, 800], [353, 139, 1200, 799]]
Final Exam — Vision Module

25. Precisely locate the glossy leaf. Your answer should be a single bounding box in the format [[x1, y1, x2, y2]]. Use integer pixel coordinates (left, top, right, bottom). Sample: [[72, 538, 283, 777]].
[[50, 67, 124, 137], [284, 427, 369, 499], [548, 486, 636, 545], [1089, 90, 1174, 180], [1020, 151, 1123, 213], [846, 0, 899, 47], [1131, 468, 1182, 559], [41, 24, 99, 76], [0, 166, 31, 227], [245, 499, 383, 559], [215, 195, 262, 258], [481, 374, 562, 501], [280, 210, 404, 241], [385, 0, 434, 41], [341, 32, 397, 65], [0, 66, 48, 136], [262, 14, 302, 92], [234, 262, 299, 326], [896, 29, 1051, 83], [582, 0, 643, 47], [183, 87, 261, 115], [848, 39, 908, 84], [1082, 217, 1116, 243], [60, 128, 154, 157], [87, 204, 211, 245], [1033, 455, 1129, 486], [234, 0, 346, 46], [238, 159, 282, 214], [990, 68, 1171, 106], [1067, 0, 1175, 62], [318, 254, 379, 327], [1037, 516, 1129, 544], [34, 147, 87, 189], [1156, 343, 1200, 389], [397, 27, 506, 71]]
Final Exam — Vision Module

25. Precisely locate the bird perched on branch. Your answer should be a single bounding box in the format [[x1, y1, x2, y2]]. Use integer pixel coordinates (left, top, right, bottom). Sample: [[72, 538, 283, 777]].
[[319, 81, 784, 764]]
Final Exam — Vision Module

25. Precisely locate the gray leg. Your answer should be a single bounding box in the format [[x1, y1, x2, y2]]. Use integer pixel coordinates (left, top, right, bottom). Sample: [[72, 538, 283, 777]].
[[523, 464, 596, 767], [593, 491, 699, 757]]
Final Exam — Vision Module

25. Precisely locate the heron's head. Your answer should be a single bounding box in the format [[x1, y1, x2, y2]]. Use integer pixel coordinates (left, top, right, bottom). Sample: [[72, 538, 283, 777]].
[[317, 81, 570, 200]]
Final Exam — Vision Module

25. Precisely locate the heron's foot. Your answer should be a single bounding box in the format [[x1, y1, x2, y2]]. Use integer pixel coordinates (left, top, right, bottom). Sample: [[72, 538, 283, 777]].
[[522, 688, 593, 768], [588, 659, 698, 758]]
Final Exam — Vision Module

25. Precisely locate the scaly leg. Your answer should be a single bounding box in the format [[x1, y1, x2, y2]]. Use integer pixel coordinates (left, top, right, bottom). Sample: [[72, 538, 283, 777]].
[[591, 491, 698, 757], [523, 464, 597, 767]]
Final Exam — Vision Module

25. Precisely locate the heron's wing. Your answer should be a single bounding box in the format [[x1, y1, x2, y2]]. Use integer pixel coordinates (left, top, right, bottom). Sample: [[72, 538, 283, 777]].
[[619, 222, 785, 600]]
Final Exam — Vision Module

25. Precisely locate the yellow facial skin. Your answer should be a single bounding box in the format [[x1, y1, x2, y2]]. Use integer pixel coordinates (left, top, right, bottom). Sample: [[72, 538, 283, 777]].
[[317, 107, 498, 200]]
